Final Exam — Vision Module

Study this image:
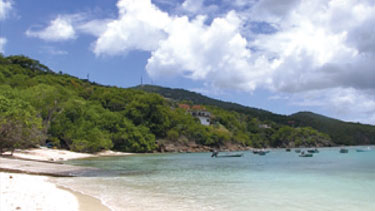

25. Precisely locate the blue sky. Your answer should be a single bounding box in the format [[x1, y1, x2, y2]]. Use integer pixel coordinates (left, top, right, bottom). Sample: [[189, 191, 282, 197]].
[[1, 0, 374, 124]]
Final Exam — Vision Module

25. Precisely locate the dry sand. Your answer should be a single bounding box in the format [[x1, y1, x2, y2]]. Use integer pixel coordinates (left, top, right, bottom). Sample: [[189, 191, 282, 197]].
[[0, 147, 133, 210], [4, 147, 133, 162], [0, 172, 110, 211]]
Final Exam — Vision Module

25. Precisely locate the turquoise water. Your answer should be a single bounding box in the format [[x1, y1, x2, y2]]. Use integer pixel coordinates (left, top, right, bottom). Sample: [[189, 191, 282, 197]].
[[55, 147, 375, 211]]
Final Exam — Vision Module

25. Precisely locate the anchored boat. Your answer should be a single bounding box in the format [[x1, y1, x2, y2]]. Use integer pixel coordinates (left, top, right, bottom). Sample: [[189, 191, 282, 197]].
[[307, 149, 319, 153], [339, 148, 349, 153], [299, 151, 313, 157], [211, 152, 244, 158], [356, 147, 371, 152]]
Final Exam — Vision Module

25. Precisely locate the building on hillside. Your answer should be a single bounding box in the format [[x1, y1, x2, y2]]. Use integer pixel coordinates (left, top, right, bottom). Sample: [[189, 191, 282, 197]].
[[178, 104, 191, 110], [259, 124, 271, 129], [190, 105, 211, 126], [178, 104, 211, 126]]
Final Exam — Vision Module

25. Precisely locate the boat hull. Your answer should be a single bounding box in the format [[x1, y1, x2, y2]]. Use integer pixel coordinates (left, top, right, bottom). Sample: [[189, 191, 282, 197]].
[[299, 153, 313, 157]]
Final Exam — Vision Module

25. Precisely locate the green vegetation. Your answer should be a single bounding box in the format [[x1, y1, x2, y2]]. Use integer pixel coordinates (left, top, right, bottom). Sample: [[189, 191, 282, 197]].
[[290, 112, 375, 145], [0, 91, 45, 154], [0, 55, 373, 153], [136, 85, 375, 145]]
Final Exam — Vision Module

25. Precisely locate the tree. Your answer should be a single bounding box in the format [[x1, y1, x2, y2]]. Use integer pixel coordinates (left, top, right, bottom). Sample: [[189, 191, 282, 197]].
[[0, 95, 44, 154], [112, 119, 156, 152]]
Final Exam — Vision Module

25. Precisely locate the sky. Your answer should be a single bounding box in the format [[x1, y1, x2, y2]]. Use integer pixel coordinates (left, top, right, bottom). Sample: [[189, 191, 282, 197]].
[[0, 0, 374, 125]]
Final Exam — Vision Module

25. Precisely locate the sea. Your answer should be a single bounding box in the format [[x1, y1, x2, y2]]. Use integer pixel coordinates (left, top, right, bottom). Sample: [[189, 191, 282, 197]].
[[53, 146, 375, 211]]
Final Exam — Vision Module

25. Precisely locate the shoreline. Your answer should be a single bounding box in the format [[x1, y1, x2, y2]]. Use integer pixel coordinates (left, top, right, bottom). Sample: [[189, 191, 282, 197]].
[[0, 172, 111, 211], [0, 148, 122, 211], [1, 147, 134, 162], [57, 184, 111, 211]]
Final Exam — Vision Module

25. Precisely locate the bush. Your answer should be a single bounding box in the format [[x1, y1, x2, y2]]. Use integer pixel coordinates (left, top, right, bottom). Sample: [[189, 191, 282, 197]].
[[167, 129, 179, 141]]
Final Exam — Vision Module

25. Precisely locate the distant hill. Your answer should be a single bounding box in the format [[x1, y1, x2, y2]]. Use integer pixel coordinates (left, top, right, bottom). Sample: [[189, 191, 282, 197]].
[[134, 85, 288, 123], [290, 112, 375, 145], [134, 85, 375, 145]]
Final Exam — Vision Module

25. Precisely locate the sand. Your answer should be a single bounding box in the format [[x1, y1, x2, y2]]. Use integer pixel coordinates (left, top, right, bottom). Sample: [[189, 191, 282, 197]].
[[0, 172, 77, 211], [4, 147, 133, 162], [0, 147, 132, 210], [0, 172, 110, 211]]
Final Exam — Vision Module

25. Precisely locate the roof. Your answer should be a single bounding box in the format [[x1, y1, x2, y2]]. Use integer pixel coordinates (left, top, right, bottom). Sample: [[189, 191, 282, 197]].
[[191, 105, 205, 110], [178, 104, 191, 110]]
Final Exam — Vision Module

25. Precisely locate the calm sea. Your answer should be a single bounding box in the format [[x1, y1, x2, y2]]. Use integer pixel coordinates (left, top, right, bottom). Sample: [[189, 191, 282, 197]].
[[54, 147, 375, 211]]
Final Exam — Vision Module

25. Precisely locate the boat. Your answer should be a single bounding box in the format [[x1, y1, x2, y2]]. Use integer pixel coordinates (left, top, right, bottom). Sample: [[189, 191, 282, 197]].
[[217, 153, 244, 158], [286, 148, 291, 152], [299, 152, 313, 157], [356, 147, 371, 152], [295, 149, 301, 153], [307, 149, 319, 153], [252, 149, 270, 154], [258, 151, 266, 156], [339, 148, 349, 153], [211, 152, 244, 158]]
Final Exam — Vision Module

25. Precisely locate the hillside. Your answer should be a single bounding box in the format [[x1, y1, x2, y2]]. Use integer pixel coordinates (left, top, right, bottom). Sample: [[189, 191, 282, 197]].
[[134, 85, 375, 145], [290, 112, 375, 145], [135, 85, 289, 123], [0, 55, 373, 155]]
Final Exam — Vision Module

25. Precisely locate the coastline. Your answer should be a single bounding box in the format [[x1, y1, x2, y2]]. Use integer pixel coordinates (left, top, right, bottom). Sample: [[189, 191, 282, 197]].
[[0, 172, 110, 211], [2, 146, 374, 211], [2, 147, 134, 162], [0, 148, 131, 211], [57, 184, 111, 211]]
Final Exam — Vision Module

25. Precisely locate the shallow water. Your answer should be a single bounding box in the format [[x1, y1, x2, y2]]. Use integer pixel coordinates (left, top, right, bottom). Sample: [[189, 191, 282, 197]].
[[54, 147, 375, 211]]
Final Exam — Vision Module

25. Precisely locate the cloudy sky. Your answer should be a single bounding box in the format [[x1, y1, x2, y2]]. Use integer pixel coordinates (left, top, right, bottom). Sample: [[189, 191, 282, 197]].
[[1, 0, 374, 124]]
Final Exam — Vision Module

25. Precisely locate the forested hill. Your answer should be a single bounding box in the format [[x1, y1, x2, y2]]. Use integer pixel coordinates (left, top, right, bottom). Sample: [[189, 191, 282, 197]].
[[0, 55, 374, 154], [134, 85, 375, 145], [134, 85, 288, 123], [290, 112, 375, 145]]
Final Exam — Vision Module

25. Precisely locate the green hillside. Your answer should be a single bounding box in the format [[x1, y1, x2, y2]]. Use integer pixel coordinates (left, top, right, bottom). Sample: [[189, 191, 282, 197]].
[[135, 85, 375, 145], [0, 55, 373, 154], [290, 112, 375, 145], [135, 85, 288, 123]]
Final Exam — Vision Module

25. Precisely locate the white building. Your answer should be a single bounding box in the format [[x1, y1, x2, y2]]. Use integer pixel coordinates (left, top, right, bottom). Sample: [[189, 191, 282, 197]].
[[191, 110, 211, 126]]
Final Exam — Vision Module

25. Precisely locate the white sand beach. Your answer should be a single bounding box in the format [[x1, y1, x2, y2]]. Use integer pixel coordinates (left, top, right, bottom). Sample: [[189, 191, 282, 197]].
[[0, 147, 132, 211], [4, 147, 133, 162], [0, 172, 79, 211], [0, 172, 110, 211]]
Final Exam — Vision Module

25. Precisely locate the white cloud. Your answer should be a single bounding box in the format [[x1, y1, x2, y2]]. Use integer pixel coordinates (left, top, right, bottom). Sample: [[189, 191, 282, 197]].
[[93, 0, 170, 55], [0, 0, 12, 20], [146, 12, 271, 91], [249, 0, 375, 93], [290, 88, 375, 124], [93, 0, 374, 93], [26, 15, 77, 41], [0, 37, 6, 53], [178, 0, 219, 16], [250, 0, 300, 23], [76, 19, 111, 37], [0, 0, 12, 53], [181, 0, 204, 14]]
